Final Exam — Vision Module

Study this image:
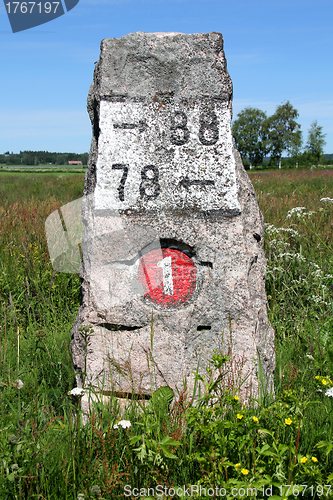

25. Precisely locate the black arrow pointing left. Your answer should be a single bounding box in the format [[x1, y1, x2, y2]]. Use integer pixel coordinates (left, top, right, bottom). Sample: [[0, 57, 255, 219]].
[[179, 176, 215, 190]]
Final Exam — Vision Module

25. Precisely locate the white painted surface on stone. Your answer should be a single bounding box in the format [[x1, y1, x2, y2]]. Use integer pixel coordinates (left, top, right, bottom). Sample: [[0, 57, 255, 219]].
[[157, 255, 174, 295], [95, 101, 240, 212]]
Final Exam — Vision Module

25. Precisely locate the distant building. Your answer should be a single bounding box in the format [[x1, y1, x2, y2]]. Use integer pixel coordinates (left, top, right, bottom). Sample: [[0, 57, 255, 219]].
[[68, 160, 83, 165]]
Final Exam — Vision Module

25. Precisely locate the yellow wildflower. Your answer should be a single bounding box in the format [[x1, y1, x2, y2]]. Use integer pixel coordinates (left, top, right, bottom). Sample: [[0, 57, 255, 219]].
[[300, 457, 307, 463], [311, 457, 318, 463], [235, 463, 241, 468], [241, 468, 249, 475], [315, 376, 320, 380], [234, 395, 239, 401], [285, 418, 292, 425], [237, 414, 243, 420], [252, 416, 258, 422], [322, 379, 327, 385]]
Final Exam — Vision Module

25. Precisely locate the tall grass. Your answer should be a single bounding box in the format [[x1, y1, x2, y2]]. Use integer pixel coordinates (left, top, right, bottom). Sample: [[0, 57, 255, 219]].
[[0, 169, 333, 499]]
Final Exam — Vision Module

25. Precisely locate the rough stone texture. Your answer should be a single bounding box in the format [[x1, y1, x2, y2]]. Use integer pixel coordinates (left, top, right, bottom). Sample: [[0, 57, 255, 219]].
[[71, 31, 275, 411]]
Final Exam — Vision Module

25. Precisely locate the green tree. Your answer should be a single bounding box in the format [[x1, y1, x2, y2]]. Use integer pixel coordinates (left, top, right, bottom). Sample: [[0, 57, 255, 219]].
[[264, 101, 301, 169], [232, 107, 268, 169], [306, 120, 327, 165]]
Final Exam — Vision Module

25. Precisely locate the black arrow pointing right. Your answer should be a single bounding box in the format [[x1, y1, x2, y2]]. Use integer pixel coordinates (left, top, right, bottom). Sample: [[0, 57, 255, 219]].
[[113, 120, 148, 133]]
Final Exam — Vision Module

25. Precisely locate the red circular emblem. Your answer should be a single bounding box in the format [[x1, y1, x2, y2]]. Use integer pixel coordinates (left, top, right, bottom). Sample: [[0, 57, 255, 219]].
[[137, 248, 196, 308]]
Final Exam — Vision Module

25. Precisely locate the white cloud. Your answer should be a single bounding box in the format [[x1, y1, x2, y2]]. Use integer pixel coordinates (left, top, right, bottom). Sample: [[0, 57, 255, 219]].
[[0, 108, 90, 139]]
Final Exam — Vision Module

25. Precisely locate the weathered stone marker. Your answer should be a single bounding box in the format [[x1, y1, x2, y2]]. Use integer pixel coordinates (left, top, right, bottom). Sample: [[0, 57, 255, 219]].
[[71, 31, 275, 410]]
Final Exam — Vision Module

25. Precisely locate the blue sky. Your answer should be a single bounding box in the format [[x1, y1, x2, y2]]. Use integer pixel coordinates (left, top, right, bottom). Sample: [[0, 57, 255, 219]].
[[0, 0, 332, 154]]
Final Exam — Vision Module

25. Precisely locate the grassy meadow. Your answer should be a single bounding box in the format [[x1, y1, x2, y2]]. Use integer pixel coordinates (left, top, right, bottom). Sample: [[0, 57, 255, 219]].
[[0, 168, 333, 499]]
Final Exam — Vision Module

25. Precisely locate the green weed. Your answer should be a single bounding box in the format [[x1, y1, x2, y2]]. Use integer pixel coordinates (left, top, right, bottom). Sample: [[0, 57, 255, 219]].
[[0, 170, 333, 499]]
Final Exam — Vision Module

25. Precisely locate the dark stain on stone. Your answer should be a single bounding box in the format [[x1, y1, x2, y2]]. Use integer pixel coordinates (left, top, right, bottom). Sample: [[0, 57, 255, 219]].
[[98, 323, 142, 331], [199, 261, 213, 268]]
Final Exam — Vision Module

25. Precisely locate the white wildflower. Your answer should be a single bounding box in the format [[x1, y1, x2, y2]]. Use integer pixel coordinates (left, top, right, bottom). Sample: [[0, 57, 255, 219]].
[[264, 224, 280, 234], [310, 262, 321, 269], [280, 252, 293, 259], [278, 252, 304, 261], [304, 210, 316, 217], [279, 228, 299, 237], [270, 266, 285, 273], [266, 238, 278, 246], [325, 388, 333, 398], [309, 295, 329, 306], [291, 278, 302, 285], [321, 331, 329, 344], [113, 420, 131, 430], [68, 387, 85, 397], [306, 354, 314, 361], [15, 379, 24, 389], [286, 207, 306, 219], [308, 263, 325, 279], [320, 197, 333, 203], [90, 485, 101, 495]]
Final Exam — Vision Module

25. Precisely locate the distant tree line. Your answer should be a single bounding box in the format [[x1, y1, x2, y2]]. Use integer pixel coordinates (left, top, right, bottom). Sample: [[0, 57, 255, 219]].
[[0, 151, 89, 166], [232, 101, 329, 169]]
